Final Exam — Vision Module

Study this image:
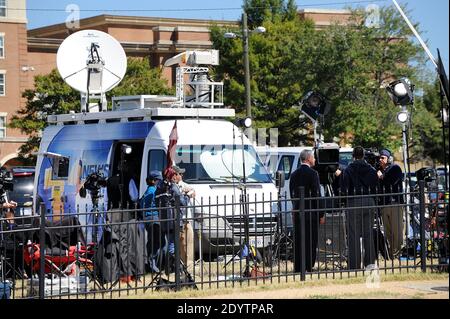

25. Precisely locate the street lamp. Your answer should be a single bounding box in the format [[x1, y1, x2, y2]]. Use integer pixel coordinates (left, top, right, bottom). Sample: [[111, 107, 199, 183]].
[[224, 12, 266, 140]]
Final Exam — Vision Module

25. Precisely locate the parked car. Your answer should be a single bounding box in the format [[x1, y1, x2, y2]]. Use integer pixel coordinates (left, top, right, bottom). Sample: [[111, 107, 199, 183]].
[[7, 167, 35, 226]]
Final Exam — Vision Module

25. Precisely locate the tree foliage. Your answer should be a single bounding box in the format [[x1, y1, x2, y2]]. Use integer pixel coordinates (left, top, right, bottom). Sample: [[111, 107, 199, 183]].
[[211, 3, 445, 163], [9, 57, 172, 161], [243, 0, 297, 28], [410, 78, 449, 164]]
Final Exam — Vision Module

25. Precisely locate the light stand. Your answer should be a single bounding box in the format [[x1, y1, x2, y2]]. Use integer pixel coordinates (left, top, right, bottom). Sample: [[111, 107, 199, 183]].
[[224, 118, 256, 276], [439, 86, 449, 190], [239, 127, 252, 277], [388, 79, 414, 239], [392, 1, 449, 188], [119, 144, 132, 209], [297, 91, 335, 196]]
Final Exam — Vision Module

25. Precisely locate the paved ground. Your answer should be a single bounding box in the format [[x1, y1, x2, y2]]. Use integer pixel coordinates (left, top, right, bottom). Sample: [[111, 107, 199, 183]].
[[196, 280, 449, 299]]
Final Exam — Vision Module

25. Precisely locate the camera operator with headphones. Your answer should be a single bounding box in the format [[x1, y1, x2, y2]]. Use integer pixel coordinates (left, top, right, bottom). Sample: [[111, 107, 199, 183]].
[[377, 149, 404, 260]]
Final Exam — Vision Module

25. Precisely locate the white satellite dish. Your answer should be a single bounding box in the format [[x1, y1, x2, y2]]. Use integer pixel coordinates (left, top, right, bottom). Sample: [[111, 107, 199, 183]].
[[56, 30, 127, 112]]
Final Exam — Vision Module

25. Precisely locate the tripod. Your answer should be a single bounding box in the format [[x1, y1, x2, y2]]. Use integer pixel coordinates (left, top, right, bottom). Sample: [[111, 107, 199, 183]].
[[263, 182, 294, 266], [144, 249, 197, 292], [223, 172, 260, 275], [88, 190, 103, 244]]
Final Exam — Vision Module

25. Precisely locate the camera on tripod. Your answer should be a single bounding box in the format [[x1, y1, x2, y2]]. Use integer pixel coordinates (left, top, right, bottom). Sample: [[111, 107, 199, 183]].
[[80, 171, 107, 201], [314, 143, 340, 185], [416, 167, 437, 183]]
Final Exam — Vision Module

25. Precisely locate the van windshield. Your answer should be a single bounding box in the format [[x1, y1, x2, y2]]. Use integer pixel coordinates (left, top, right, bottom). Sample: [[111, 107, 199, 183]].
[[175, 144, 272, 183]]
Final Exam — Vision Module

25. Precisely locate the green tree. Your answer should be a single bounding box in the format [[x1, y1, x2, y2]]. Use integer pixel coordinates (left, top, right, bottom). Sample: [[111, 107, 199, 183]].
[[244, 0, 297, 28], [410, 78, 449, 164], [9, 57, 172, 162], [322, 5, 426, 151], [211, 4, 429, 152]]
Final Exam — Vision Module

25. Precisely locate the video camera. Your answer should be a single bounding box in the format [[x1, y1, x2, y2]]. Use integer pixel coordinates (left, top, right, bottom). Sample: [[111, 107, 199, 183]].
[[416, 167, 437, 183], [314, 143, 340, 185], [79, 171, 107, 201], [84, 171, 107, 192], [364, 148, 381, 171], [0, 169, 13, 202]]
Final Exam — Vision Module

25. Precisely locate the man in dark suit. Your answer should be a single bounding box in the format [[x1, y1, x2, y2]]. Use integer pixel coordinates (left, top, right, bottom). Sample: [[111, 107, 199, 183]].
[[340, 146, 378, 269], [290, 149, 325, 272]]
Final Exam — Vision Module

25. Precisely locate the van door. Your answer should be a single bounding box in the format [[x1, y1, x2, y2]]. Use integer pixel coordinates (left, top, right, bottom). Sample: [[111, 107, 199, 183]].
[[109, 140, 144, 208]]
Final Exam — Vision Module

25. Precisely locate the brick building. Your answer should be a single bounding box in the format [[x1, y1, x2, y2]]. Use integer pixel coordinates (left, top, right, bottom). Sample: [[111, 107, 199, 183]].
[[0, 2, 351, 168], [0, 0, 30, 168]]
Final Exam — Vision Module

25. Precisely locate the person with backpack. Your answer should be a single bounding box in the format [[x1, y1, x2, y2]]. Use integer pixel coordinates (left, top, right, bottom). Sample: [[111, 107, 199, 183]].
[[140, 170, 163, 273]]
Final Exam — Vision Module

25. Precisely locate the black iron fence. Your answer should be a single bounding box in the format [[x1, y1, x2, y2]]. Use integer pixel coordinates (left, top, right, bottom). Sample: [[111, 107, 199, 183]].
[[0, 181, 448, 299]]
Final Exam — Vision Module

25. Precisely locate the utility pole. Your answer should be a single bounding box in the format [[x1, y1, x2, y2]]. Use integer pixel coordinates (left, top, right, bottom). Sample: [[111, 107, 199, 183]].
[[242, 12, 252, 141]]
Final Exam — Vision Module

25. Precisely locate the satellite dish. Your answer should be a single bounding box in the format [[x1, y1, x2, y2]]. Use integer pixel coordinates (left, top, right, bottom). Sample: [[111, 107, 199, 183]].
[[57, 30, 127, 95]]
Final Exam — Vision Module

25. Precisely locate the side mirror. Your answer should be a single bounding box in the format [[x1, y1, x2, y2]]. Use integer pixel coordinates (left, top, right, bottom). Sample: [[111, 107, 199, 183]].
[[275, 170, 285, 188]]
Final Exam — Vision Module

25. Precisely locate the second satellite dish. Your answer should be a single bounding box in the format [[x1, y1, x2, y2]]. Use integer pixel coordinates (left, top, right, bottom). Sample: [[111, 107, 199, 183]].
[[57, 30, 127, 94]]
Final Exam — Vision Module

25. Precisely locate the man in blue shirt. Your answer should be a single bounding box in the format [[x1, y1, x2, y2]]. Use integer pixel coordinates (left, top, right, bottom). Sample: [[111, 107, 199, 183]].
[[140, 170, 163, 273]]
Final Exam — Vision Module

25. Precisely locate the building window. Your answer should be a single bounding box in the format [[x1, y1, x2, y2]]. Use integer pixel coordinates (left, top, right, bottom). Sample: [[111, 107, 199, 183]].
[[0, 0, 6, 17], [0, 72, 5, 95], [0, 34, 4, 58], [0, 114, 6, 138]]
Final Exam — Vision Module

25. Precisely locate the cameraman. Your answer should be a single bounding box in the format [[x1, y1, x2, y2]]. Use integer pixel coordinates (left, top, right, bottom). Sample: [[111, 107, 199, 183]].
[[377, 149, 404, 259]]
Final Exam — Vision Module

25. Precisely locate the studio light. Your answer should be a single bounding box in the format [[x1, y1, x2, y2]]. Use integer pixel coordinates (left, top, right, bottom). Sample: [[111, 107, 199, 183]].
[[442, 108, 449, 128], [386, 78, 415, 106], [396, 110, 409, 124], [235, 117, 252, 128], [121, 144, 132, 154], [300, 91, 330, 121]]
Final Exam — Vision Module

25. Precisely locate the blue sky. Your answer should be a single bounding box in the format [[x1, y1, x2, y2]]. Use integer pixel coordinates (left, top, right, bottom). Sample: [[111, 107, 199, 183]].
[[25, 0, 448, 73]]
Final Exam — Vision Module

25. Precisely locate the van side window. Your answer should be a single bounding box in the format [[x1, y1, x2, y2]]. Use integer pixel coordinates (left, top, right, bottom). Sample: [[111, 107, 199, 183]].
[[148, 150, 167, 175], [52, 157, 70, 179], [278, 155, 294, 180]]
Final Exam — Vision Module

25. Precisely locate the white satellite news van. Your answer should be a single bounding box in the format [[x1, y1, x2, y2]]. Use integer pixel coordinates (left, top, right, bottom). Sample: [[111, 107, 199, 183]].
[[33, 30, 278, 254]]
